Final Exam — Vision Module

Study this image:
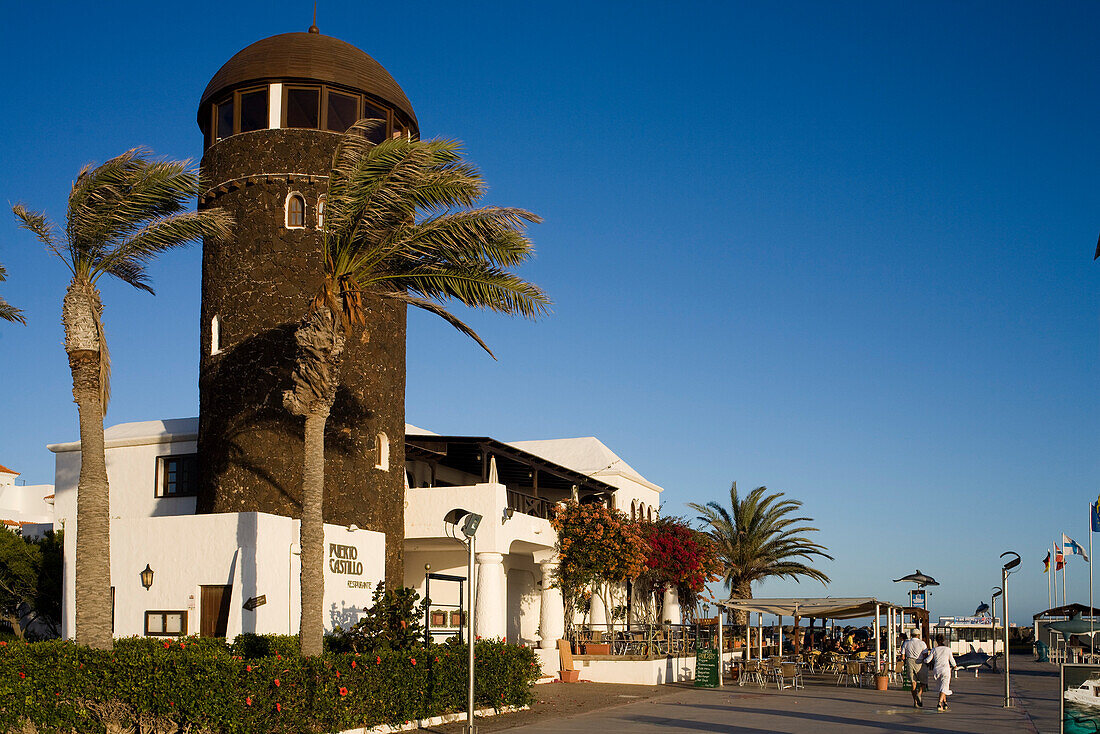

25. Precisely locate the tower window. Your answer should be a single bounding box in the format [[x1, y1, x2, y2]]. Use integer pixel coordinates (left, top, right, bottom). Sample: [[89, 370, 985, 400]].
[[326, 91, 359, 133], [239, 88, 268, 133], [286, 87, 320, 129], [216, 99, 234, 140], [285, 193, 306, 229], [375, 432, 389, 471], [211, 315, 221, 355], [362, 101, 388, 143], [317, 195, 325, 229]]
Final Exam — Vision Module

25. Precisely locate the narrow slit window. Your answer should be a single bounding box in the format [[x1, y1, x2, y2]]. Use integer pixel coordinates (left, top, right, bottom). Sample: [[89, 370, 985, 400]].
[[317, 195, 325, 229], [286, 194, 305, 228], [211, 315, 220, 355], [375, 432, 389, 471], [286, 87, 320, 128]]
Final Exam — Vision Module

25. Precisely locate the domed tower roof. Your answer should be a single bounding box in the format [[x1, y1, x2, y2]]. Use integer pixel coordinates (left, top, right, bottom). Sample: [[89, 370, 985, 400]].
[[198, 31, 417, 130]]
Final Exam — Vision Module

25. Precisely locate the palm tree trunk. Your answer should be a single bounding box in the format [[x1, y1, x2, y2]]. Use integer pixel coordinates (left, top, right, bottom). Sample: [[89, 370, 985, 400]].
[[64, 281, 113, 650], [730, 580, 752, 627], [284, 305, 345, 657], [298, 408, 328, 657]]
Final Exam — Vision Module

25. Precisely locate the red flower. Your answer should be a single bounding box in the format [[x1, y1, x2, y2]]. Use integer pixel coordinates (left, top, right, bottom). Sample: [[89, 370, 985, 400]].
[[339, 687, 348, 697], [335, 671, 341, 678], [163, 642, 170, 649], [351, 661, 357, 668], [410, 658, 416, 666], [435, 657, 440, 663], [0, 641, 7, 646], [245, 697, 252, 706], [179, 643, 186, 649], [376, 656, 381, 665], [274, 678, 280, 687], [246, 665, 252, 672], [19, 672, 25, 679], [168, 702, 173, 707], [276, 703, 282, 713]]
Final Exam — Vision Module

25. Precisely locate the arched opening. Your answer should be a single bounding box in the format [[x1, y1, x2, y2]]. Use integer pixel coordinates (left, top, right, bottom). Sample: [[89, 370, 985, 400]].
[[285, 193, 305, 229], [375, 432, 389, 471], [631, 499, 637, 521], [317, 194, 325, 229]]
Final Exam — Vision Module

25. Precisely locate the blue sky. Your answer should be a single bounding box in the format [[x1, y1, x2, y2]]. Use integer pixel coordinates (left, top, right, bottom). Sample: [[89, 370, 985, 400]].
[[0, 1, 1097, 624]]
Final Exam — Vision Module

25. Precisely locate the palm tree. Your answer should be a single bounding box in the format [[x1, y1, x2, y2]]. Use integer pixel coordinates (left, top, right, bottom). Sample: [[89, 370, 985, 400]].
[[286, 121, 550, 656], [689, 482, 832, 625], [13, 150, 232, 649], [0, 261, 24, 324]]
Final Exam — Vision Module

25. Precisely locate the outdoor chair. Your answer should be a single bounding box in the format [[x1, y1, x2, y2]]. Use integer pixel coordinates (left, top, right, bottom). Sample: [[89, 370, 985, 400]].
[[741, 660, 764, 687], [837, 661, 863, 687], [779, 662, 805, 690]]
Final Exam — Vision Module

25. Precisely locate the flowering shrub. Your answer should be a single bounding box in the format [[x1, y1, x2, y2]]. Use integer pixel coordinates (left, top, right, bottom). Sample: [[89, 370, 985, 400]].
[[551, 501, 648, 625], [641, 517, 721, 613], [0, 636, 537, 733]]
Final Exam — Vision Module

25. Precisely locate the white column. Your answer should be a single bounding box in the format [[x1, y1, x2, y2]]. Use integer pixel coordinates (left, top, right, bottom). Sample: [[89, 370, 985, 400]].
[[661, 587, 681, 625], [474, 552, 507, 640], [590, 584, 608, 628], [538, 561, 565, 650]]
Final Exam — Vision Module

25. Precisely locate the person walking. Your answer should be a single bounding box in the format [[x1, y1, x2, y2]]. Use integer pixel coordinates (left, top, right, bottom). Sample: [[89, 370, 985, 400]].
[[900, 629, 928, 707], [925, 634, 958, 711]]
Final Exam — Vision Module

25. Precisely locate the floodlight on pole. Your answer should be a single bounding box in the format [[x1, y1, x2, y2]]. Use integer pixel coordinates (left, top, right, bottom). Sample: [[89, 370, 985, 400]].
[[447, 509, 483, 734]]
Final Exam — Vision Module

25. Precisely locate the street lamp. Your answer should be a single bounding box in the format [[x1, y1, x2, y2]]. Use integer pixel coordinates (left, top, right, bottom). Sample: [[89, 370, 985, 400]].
[[991, 586, 1002, 667], [1000, 552, 1020, 708], [446, 509, 483, 734]]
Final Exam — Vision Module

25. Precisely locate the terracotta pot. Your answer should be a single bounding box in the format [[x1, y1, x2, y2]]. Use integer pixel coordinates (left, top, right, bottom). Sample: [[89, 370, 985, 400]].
[[559, 669, 580, 683], [875, 674, 889, 691], [584, 643, 611, 655]]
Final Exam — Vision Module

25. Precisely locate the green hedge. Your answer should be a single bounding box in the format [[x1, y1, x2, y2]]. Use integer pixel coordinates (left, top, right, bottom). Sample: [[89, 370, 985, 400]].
[[0, 636, 538, 734]]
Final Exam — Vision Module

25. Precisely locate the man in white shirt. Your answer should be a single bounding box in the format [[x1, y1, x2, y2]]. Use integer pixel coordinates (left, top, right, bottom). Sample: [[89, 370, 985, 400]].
[[900, 630, 928, 707]]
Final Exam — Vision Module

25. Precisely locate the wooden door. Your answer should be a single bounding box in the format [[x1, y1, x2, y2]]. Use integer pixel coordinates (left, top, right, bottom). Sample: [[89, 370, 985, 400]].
[[200, 585, 232, 637]]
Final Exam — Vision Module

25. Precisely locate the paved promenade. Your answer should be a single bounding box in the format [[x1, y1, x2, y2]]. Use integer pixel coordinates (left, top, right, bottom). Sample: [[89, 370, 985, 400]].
[[492, 655, 1059, 733]]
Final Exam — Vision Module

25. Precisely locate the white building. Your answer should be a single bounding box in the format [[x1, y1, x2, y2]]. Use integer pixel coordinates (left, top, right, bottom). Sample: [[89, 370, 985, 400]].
[[48, 418, 665, 647], [0, 463, 54, 538], [49, 419, 384, 640]]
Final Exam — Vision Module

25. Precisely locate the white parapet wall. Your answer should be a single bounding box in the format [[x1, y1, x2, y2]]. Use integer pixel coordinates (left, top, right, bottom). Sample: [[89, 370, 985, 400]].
[[538, 650, 742, 685], [62, 511, 385, 640]]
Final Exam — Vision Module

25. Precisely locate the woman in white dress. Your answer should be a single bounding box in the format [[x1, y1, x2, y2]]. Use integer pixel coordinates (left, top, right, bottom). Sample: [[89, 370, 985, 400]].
[[924, 634, 958, 711]]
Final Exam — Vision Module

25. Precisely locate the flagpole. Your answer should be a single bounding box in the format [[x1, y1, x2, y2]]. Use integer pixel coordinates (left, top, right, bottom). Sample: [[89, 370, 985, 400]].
[[1048, 555, 1052, 610], [1062, 551, 1067, 606], [1090, 504, 1095, 656], [1054, 541, 1059, 608]]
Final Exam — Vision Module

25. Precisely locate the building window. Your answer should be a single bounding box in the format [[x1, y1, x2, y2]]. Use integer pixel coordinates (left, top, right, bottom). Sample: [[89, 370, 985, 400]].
[[286, 87, 321, 129], [631, 500, 637, 521], [211, 315, 221, 355], [156, 455, 198, 497], [145, 610, 187, 637], [325, 90, 359, 132], [317, 195, 325, 229], [216, 98, 234, 141], [648, 506, 654, 522], [238, 87, 269, 133], [362, 100, 388, 143], [375, 432, 389, 471], [285, 193, 305, 229]]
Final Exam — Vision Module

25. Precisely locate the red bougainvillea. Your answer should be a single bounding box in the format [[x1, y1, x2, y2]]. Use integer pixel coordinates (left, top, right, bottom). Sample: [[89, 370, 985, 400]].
[[642, 518, 721, 597]]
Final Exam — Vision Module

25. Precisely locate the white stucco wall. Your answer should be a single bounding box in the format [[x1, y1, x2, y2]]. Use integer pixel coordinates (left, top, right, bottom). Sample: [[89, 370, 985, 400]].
[[404, 484, 555, 555], [0, 483, 54, 526], [62, 512, 384, 640], [50, 418, 200, 529]]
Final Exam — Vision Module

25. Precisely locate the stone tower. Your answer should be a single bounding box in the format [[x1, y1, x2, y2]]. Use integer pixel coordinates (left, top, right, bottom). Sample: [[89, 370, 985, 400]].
[[195, 30, 417, 587]]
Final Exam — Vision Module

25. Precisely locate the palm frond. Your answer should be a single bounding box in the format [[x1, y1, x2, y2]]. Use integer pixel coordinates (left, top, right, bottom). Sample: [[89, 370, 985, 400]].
[[12, 205, 69, 269], [0, 261, 24, 325], [383, 292, 495, 358]]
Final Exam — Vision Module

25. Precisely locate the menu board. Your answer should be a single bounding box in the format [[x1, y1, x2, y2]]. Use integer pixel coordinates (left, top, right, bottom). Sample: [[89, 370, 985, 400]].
[[695, 646, 720, 688]]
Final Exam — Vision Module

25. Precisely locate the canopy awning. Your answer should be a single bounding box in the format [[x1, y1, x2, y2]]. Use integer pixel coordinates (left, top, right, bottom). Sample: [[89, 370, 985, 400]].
[[720, 597, 902, 619]]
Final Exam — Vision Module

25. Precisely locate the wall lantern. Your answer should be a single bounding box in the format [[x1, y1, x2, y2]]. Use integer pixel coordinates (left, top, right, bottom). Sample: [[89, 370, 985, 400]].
[[140, 564, 154, 590]]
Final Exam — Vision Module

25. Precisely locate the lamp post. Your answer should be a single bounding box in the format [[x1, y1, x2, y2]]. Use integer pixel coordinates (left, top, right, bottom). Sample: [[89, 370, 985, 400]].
[[1000, 552, 1020, 708], [424, 563, 432, 648], [991, 586, 1002, 662], [447, 509, 483, 734]]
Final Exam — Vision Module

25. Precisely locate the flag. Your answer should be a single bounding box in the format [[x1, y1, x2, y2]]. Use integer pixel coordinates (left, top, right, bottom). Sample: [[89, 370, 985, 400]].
[[1092, 501, 1100, 533], [1043, 551, 1051, 573], [1063, 533, 1090, 562], [1056, 545, 1066, 571]]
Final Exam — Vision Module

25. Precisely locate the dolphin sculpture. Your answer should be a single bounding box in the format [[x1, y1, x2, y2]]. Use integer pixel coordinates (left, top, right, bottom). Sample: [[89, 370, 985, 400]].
[[1047, 613, 1100, 641], [974, 602, 990, 616], [892, 570, 939, 588], [954, 646, 998, 677]]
